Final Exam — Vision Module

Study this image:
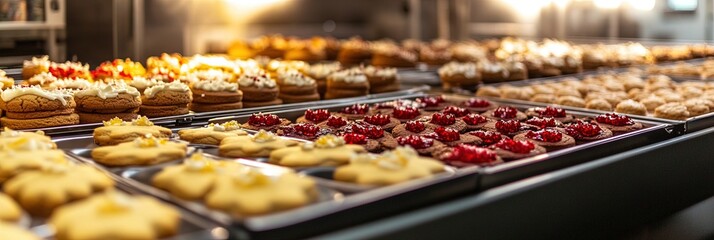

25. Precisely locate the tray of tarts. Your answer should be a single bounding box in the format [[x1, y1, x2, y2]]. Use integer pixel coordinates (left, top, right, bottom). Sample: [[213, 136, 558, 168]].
[[475, 70, 714, 133], [0, 127, 231, 240]]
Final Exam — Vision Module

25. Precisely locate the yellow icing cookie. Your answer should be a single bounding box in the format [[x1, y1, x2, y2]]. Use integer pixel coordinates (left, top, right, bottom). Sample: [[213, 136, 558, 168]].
[[0, 222, 40, 240], [178, 121, 248, 145], [219, 130, 298, 158], [0, 192, 22, 222], [93, 116, 172, 146], [152, 152, 245, 200], [0, 149, 66, 183], [50, 191, 180, 240], [0, 127, 56, 150], [91, 135, 187, 166], [335, 147, 446, 185], [269, 135, 367, 167]]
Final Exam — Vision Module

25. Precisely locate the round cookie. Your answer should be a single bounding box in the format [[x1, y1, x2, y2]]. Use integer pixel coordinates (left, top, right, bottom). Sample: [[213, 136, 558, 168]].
[[279, 92, 320, 103], [4, 108, 75, 119], [0, 222, 39, 240], [92, 116, 173, 146], [142, 90, 192, 106], [139, 105, 190, 117], [279, 84, 318, 95], [0, 114, 79, 130], [242, 99, 283, 108], [0, 94, 75, 113], [91, 135, 187, 166], [152, 152, 245, 200], [190, 101, 244, 112], [191, 88, 243, 104], [241, 86, 280, 102], [78, 111, 139, 124], [370, 82, 401, 94], [335, 147, 446, 185], [74, 93, 141, 113], [178, 121, 248, 145]]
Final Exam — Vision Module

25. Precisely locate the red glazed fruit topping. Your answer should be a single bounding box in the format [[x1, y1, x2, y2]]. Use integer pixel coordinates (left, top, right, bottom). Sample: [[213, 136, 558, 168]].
[[364, 114, 391, 126], [463, 98, 492, 108], [280, 123, 322, 138], [396, 135, 434, 149], [525, 117, 558, 129], [340, 104, 370, 114], [304, 109, 330, 123], [493, 106, 519, 119], [442, 144, 499, 165], [535, 106, 567, 118], [495, 120, 522, 134], [405, 120, 426, 133], [425, 127, 461, 142], [525, 129, 563, 142], [463, 114, 488, 125], [595, 113, 634, 126], [566, 121, 603, 138], [442, 106, 470, 117], [492, 139, 536, 154], [248, 113, 281, 127], [469, 131, 504, 145], [326, 115, 348, 128], [417, 96, 445, 107], [392, 106, 421, 119], [430, 112, 456, 125], [343, 133, 368, 144], [348, 124, 385, 139]]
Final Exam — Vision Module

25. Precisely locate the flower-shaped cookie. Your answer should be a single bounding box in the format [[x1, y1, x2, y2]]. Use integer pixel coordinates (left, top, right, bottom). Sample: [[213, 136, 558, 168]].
[[50, 191, 180, 240], [0, 222, 39, 240], [219, 130, 298, 158], [152, 152, 245, 200], [269, 134, 367, 167], [93, 116, 172, 146], [334, 146, 446, 185], [178, 120, 248, 145], [0, 193, 22, 222], [91, 134, 187, 166], [0, 127, 56, 149], [205, 168, 317, 215], [0, 141, 65, 183]]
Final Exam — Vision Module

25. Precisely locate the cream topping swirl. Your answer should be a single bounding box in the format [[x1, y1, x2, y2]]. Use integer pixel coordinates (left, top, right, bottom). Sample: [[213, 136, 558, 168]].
[[74, 81, 140, 99], [47, 78, 92, 90], [278, 70, 315, 86], [144, 81, 189, 98], [238, 74, 276, 89], [23, 55, 50, 68], [305, 62, 341, 79], [363, 66, 397, 78], [28, 72, 58, 85], [192, 80, 238, 92], [129, 77, 160, 90], [1, 85, 72, 105], [438, 62, 477, 78], [329, 68, 367, 83]]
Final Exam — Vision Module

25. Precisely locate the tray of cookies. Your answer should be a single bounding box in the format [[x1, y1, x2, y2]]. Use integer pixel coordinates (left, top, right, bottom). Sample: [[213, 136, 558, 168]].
[[0, 128, 229, 240], [49, 110, 477, 239], [475, 70, 714, 132]]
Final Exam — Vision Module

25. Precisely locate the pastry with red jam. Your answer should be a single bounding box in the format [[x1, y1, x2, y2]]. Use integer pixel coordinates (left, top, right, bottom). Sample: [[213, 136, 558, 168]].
[[483, 119, 538, 137], [423, 127, 481, 147], [438, 144, 503, 167], [416, 95, 448, 111], [513, 128, 575, 151], [483, 106, 527, 121], [297, 109, 332, 124], [361, 114, 401, 131], [343, 123, 398, 151], [395, 135, 448, 157], [441, 106, 471, 118], [467, 130, 508, 147], [524, 117, 564, 130], [336, 104, 372, 120], [391, 106, 425, 123], [593, 113, 643, 133], [462, 113, 491, 131], [564, 120, 613, 141], [372, 99, 424, 115], [460, 98, 497, 113], [342, 133, 382, 152], [525, 106, 574, 123], [242, 113, 291, 131], [317, 115, 351, 132], [424, 112, 467, 132], [490, 138, 546, 160], [277, 123, 331, 140], [391, 120, 434, 137]]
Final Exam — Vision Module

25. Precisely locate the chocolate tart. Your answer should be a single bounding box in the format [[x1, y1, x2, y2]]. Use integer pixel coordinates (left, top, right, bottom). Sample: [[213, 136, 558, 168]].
[[593, 113, 644, 134], [490, 138, 547, 160], [242, 113, 291, 131], [564, 120, 614, 141], [423, 127, 482, 147], [395, 135, 449, 157], [525, 106, 574, 123], [438, 144, 504, 167], [483, 106, 528, 121], [513, 128, 576, 151], [391, 120, 435, 137]]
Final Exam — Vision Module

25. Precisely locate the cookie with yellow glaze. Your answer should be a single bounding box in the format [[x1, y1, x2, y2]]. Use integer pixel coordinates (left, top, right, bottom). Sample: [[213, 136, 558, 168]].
[[0, 222, 40, 240], [91, 134, 187, 166], [4, 160, 114, 216], [0, 127, 56, 149], [50, 191, 180, 240], [334, 146, 446, 185], [205, 167, 317, 215], [178, 121, 248, 145], [219, 130, 299, 158], [0, 193, 22, 222], [152, 152, 245, 200], [0, 137, 62, 182], [269, 134, 367, 167], [92, 116, 172, 146]]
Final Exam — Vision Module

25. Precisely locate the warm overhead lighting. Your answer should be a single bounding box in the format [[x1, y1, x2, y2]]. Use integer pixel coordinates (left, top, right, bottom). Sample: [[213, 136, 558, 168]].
[[626, 0, 655, 11], [501, 0, 553, 17], [594, 0, 622, 9]]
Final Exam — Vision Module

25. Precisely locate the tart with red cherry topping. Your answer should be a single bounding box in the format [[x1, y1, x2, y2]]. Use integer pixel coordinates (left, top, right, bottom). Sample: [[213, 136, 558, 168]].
[[438, 144, 503, 167], [361, 114, 401, 131], [593, 113, 643, 133], [336, 104, 373, 120], [513, 128, 575, 150], [424, 112, 467, 132], [242, 113, 291, 131], [391, 106, 424, 122], [525, 106, 574, 123], [462, 113, 491, 130], [490, 138, 546, 160], [395, 135, 448, 157], [391, 120, 435, 137], [564, 120, 613, 141], [482, 119, 538, 137], [372, 99, 424, 115], [423, 126, 481, 147], [317, 115, 351, 132], [460, 98, 496, 113], [277, 123, 331, 140], [482, 106, 527, 121], [344, 122, 398, 151], [441, 106, 470, 118], [416, 95, 448, 111], [342, 133, 381, 152], [297, 109, 332, 124], [467, 130, 508, 147], [524, 117, 563, 129]]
